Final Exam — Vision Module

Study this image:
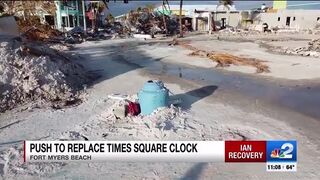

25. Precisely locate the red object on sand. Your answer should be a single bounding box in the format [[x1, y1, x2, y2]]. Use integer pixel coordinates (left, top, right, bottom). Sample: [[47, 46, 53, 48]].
[[128, 102, 141, 116]]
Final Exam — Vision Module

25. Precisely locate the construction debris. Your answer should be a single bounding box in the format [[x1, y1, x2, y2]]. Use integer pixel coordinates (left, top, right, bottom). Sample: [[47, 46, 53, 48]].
[[271, 38, 320, 58], [0, 37, 90, 113], [120, 8, 178, 36], [17, 16, 63, 42], [207, 53, 270, 73], [175, 40, 270, 73]]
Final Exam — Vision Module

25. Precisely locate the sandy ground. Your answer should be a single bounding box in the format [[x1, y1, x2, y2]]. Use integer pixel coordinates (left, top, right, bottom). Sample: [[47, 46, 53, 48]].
[[167, 34, 320, 80], [0, 35, 320, 179]]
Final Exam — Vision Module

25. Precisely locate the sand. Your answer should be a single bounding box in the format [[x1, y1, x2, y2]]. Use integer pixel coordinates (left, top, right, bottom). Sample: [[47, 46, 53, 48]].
[[0, 36, 320, 179]]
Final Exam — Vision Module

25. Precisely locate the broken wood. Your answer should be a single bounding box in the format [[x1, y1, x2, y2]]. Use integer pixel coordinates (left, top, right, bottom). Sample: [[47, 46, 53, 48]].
[[175, 40, 270, 73]]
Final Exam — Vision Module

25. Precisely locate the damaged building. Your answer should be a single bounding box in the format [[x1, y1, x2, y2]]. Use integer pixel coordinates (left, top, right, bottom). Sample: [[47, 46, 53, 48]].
[[248, 9, 320, 31], [54, 0, 85, 31], [155, 3, 237, 32], [193, 9, 240, 31], [191, 1, 320, 32]]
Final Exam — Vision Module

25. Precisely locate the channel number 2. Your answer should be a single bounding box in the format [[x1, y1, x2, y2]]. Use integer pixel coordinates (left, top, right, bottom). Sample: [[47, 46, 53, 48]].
[[281, 143, 293, 159]]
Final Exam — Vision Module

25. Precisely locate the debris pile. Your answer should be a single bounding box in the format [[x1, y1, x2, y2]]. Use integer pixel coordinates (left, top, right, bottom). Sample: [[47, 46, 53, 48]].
[[211, 27, 264, 37], [16, 17, 108, 43], [17, 16, 63, 42], [176, 40, 270, 73], [121, 8, 178, 36], [307, 38, 320, 52], [0, 38, 90, 112], [272, 38, 320, 58]]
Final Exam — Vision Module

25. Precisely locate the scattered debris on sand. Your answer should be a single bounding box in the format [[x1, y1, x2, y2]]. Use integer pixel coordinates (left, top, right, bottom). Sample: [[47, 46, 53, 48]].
[[0, 146, 65, 178], [65, 95, 254, 141], [267, 38, 320, 58], [207, 53, 270, 73], [0, 38, 90, 113], [176, 40, 270, 73], [0, 94, 259, 178]]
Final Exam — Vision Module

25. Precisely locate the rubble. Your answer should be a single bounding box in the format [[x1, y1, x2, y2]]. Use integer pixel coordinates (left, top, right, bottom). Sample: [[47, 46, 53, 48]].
[[213, 27, 265, 37], [0, 37, 90, 113], [119, 8, 178, 36], [17, 16, 63, 42], [271, 38, 320, 58], [17, 17, 107, 44]]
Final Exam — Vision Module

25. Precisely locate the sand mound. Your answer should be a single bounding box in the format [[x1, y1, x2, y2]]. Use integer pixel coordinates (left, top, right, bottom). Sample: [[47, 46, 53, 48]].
[[0, 38, 89, 112], [0, 146, 65, 178]]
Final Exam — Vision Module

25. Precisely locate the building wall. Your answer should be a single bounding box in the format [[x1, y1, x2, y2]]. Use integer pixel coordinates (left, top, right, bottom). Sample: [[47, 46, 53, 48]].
[[215, 12, 240, 28], [155, 4, 236, 17], [254, 10, 320, 30], [193, 11, 240, 31], [55, 0, 82, 31], [194, 9, 320, 32], [193, 12, 211, 31]]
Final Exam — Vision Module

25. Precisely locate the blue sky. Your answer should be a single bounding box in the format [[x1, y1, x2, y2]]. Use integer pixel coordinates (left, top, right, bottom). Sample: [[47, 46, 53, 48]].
[[107, 1, 320, 16]]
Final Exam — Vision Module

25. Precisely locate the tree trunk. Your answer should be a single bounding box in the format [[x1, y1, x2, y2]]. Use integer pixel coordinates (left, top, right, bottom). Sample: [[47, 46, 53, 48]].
[[179, 0, 183, 37], [162, 1, 168, 35], [162, 14, 168, 35]]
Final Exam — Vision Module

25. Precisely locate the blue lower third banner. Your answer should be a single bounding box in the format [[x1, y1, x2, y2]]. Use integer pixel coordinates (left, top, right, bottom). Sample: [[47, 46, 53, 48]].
[[266, 140, 297, 172]]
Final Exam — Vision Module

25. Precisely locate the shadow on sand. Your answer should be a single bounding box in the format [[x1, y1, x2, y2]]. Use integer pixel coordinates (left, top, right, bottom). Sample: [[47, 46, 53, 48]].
[[181, 163, 208, 180], [171, 85, 218, 109], [72, 40, 218, 109]]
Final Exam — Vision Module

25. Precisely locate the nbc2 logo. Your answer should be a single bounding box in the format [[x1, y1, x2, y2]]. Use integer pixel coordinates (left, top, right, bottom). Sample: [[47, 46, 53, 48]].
[[270, 143, 293, 159], [267, 141, 297, 162]]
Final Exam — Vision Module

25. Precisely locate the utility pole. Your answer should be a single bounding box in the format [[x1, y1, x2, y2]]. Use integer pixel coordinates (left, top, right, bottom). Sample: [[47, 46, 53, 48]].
[[179, 0, 183, 37], [82, 0, 87, 34], [162, 0, 168, 35]]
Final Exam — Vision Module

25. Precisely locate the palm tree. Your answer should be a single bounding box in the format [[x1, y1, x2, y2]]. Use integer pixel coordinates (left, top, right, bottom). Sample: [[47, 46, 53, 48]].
[[219, 0, 233, 7], [179, 0, 183, 37]]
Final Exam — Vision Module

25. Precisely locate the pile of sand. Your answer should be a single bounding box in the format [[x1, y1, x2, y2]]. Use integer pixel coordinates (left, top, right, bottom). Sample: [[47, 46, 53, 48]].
[[0, 38, 89, 112], [0, 146, 65, 178]]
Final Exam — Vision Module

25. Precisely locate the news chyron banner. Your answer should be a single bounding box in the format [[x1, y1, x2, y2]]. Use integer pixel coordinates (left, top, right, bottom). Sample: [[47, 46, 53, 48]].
[[24, 140, 297, 172]]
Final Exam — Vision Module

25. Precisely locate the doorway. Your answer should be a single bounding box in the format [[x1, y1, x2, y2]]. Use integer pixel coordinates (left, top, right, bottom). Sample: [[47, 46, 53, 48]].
[[221, 18, 226, 29], [286, 16, 291, 26]]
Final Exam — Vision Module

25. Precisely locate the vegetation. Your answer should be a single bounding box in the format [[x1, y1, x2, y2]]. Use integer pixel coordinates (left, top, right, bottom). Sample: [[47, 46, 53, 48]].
[[219, 0, 234, 6]]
